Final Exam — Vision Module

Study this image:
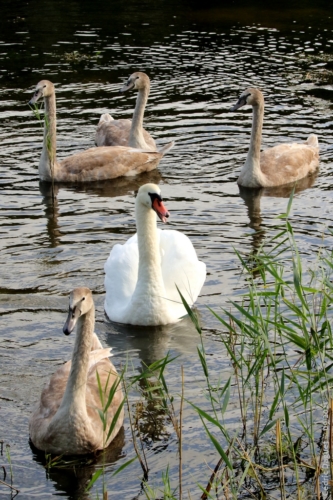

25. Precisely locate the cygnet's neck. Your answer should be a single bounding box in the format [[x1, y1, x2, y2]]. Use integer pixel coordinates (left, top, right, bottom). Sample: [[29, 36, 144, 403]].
[[58, 305, 95, 415], [239, 101, 264, 185], [129, 85, 150, 150], [39, 92, 59, 181]]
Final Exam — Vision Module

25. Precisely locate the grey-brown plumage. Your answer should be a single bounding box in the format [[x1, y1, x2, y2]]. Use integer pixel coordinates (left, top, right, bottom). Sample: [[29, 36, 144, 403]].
[[29, 79, 171, 182], [95, 72, 174, 153], [29, 287, 124, 455], [230, 88, 319, 188]]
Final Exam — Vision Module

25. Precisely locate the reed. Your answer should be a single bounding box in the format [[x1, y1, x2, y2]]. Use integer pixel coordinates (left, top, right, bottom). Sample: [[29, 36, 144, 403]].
[[183, 192, 333, 499]]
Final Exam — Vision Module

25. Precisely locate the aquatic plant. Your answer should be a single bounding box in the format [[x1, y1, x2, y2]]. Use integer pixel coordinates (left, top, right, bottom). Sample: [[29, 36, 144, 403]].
[[180, 192, 333, 499], [0, 442, 19, 498]]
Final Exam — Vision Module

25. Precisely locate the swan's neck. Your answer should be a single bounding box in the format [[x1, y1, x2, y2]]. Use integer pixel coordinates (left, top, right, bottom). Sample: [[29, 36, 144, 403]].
[[129, 85, 150, 150], [135, 203, 164, 287], [239, 102, 264, 185], [59, 306, 95, 415], [39, 93, 59, 181]]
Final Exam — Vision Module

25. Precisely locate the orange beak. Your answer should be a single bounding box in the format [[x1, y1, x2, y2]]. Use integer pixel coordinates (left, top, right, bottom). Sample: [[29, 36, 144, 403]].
[[152, 198, 170, 223]]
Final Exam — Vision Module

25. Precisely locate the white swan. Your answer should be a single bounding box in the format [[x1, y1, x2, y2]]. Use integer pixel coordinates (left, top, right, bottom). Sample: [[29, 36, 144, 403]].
[[95, 72, 174, 155], [29, 80, 169, 183], [230, 88, 319, 188], [104, 183, 206, 326], [29, 287, 124, 455]]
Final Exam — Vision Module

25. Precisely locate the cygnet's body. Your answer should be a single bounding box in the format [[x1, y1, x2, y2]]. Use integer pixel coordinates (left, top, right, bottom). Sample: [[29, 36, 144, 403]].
[[29, 287, 124, 455], [95, 72, 174, 155], [30, 80, 167, 183], [104, 184, 206, 326], [230, 88, 319, 188]]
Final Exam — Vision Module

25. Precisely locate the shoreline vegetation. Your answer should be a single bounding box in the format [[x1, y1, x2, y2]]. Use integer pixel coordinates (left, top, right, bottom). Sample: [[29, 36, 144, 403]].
[[2, 193, 332, 499]]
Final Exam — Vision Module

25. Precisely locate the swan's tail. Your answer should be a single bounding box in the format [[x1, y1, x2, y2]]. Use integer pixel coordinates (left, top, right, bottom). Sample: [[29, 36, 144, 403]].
[[98, 113, 114, 125], [158, 140, 175, 156], [306, 134, 319, 148]]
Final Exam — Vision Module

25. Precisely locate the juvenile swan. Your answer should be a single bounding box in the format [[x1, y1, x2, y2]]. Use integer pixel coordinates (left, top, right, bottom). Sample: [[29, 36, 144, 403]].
[[29, 287, 124, 455], [104, 184, 206, 326], [95, 72, 174, 155], [230, 88, 319, 188], [29, 80, 167, 182]]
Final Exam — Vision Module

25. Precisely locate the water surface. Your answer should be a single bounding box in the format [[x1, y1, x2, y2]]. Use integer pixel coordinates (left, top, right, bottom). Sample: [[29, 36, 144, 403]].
[[1, 1, 333, 498]]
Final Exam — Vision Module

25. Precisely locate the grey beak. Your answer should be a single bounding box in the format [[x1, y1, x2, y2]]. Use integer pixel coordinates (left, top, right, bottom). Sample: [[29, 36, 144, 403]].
[[63, 306, 81, 335], [229, 96, 246, 111], [29, 89, 42, 106], [229, 96, 247, 112], [120, 81, 134, 93]]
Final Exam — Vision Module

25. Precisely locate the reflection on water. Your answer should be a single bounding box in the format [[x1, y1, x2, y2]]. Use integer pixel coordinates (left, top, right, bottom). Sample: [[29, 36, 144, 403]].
[[238, 170, 319, 254], [0, 0, 333, 498], [31, 428, 125, 500], [39, 169, 163, 248]]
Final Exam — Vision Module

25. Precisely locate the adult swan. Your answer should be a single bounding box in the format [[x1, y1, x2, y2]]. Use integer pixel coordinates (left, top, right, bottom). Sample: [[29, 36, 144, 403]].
[[104, 184, 206, 326], [29, 80, 168, 182], [29, 287, 124, 455]]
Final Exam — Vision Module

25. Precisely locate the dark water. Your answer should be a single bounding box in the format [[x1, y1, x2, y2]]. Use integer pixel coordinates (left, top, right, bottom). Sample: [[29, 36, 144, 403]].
[[1, 1, 333, 498]]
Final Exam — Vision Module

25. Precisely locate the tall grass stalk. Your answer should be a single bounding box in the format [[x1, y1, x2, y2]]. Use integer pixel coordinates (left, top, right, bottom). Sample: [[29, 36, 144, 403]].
[[0, 444, 19, 498]]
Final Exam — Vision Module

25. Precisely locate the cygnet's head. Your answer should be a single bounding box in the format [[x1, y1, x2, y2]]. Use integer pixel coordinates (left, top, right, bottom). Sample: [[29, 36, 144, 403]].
[[29, 80, 55, 106], [230, 87, 264, 111], [63, 287, 94, 335], [136, 183, 170, 223], [120, 72, 150, 93]]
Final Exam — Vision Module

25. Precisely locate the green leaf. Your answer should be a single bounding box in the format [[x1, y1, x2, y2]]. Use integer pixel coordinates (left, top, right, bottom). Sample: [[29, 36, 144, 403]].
[[197, 347, 208, 377], [106, 398, 126, 442], [177, 286, 201, 333], [85, 468, 103, 491], [112, 456, 138, 476], [221, 378, 231, 414], [259, 419, 278, 438], [201, 420, 233, 470], [187, 400, 224, 432]]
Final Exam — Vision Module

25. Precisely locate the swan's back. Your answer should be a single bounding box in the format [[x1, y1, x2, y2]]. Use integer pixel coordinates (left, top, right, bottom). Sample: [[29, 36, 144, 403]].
[[260, 136, 319, 187], [29, 350, 123, 454], [57, 145, 162, 182], [29, 288, 125, 454], [96, 114, 156, 149], [160, 229, 206, 308]]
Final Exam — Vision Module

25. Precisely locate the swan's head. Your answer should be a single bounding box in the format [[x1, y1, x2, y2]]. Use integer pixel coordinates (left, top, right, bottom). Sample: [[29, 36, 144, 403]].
[[229, 88, 264, 111], [120, 72, 150, 93], [137, 183, 170, 223], [63, 287, 94, 335], [29, 80, 55, 105]]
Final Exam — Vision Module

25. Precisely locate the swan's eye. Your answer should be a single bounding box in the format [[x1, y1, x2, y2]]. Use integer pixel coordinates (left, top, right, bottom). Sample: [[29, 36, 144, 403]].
[[148, 192, 162, 205]]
